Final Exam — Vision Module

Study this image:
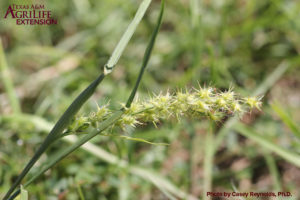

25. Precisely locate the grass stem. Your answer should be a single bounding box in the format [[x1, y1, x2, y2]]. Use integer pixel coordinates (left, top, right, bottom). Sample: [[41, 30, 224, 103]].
[[203, 122, 214, 200]]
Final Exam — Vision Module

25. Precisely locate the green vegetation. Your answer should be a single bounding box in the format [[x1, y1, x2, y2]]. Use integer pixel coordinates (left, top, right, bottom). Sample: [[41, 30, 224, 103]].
[[1, 0, 299, 199]]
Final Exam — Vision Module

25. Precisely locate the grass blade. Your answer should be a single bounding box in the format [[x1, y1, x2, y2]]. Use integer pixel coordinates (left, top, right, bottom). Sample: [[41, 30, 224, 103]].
[[15, 186, 27, 200], [130, 166, 197, 200], [76, 183, 85, 200], [0, 38, 21, 113], [253, 61, 290, 96], [126, 0, 164, 107], [104, 0, 152, 75], [263, 152, 282, 191], [271, 102, 300, 139], [203, 122, 214, 200], [234, 123, 300, 167]]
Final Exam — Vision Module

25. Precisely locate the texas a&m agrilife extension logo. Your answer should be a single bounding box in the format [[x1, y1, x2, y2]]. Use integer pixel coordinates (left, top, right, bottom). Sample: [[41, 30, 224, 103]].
[[3, 4, 57, 25]]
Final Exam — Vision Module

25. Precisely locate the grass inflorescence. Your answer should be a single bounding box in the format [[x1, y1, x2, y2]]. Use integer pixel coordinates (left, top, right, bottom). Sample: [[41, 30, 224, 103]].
[[66, 86, 262, 134]]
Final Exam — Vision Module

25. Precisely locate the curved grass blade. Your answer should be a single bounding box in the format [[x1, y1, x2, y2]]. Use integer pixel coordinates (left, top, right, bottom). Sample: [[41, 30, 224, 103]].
[[6, 1, 164, 199], [3, 1, 153, 199]]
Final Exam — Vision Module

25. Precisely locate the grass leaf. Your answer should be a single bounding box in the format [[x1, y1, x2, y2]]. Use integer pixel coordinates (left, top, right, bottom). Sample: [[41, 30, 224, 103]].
[[234, 123, 300, 167], [126, 0, 164, 107], [104, 0, 152, 75], [0, 38, 21, 113], [15, 186, 28, 200], [271, 101, 300, 139]]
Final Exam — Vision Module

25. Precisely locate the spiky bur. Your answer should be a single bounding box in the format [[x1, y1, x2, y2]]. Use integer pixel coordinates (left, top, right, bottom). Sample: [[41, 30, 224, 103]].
[[65, 86, 262, 134]]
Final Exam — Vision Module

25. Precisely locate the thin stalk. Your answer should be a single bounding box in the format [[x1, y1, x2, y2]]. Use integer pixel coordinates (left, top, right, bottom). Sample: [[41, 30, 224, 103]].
[[126, 0, 164, 108], [185, 120, 195, 193], [0, 38, 21, 113], [189, 0, 202, 70], [178, 0, 202, 86], [188, 131, 194, 193], [263, 152, 282, 191], [76, 183, 85, 200], [203, 122, 214, 200]]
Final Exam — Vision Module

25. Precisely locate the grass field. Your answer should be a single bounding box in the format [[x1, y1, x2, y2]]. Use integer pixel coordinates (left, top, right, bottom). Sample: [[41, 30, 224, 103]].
[[1, 0, 300, 199]]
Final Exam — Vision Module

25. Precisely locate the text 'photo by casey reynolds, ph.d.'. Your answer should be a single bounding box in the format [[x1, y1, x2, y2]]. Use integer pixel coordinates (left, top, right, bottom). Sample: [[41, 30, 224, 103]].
[[3, 3, 57, 25], [207, 191, 292, 199]]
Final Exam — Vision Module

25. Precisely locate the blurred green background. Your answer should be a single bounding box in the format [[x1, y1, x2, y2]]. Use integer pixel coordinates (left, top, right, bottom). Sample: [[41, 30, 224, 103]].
[[1, 0, 300, 199]]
